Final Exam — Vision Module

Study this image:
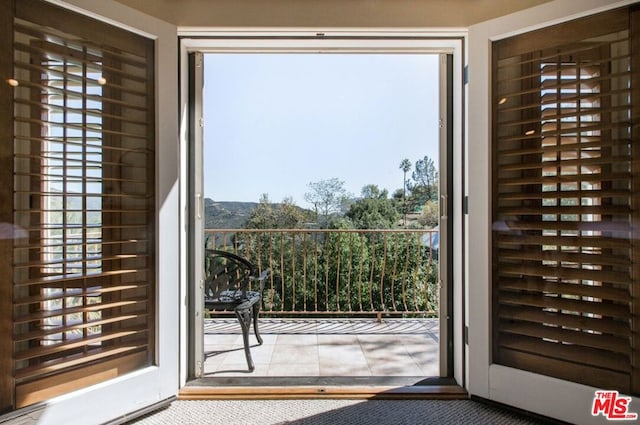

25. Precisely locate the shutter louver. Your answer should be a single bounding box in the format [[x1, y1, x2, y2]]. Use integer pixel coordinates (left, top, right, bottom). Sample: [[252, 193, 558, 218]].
[[492, 7, 639, 394], [5, 0, 155, 408]]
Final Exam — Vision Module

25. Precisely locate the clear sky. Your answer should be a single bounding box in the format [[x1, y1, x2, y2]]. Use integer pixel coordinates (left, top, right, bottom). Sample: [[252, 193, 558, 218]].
[[203, 53, 439, 208]]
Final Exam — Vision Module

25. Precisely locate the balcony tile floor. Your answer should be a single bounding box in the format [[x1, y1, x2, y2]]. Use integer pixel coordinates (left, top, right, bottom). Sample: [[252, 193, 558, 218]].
[[203, 318, 439, 378]]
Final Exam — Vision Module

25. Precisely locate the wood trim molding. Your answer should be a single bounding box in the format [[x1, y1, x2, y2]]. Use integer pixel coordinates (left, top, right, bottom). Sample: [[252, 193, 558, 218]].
[[178, 385, 468, 400]]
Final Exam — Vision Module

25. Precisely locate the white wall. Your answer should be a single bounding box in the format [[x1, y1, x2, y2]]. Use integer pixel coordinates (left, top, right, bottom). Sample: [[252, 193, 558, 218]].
[[467, 0, 638, 423]]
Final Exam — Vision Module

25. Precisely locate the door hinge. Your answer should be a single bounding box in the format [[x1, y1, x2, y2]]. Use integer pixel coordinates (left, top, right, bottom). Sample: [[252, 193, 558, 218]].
[[463, 195, 469, 214], [464, 326, 469, 345], [463, 65, 469, 85], [199, 117, 204, 128]]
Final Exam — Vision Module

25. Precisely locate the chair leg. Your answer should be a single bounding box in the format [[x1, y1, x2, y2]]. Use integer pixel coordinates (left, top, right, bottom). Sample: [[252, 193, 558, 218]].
[[253, 303, 263, 345], [235, 308, 254, 371]]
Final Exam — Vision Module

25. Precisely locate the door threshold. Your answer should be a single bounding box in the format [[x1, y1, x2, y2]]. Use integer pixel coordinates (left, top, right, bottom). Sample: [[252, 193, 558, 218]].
[[179, 377, 467, 400]]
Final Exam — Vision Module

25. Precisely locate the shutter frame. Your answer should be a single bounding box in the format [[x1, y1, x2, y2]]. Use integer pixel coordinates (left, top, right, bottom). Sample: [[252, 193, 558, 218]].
[[2, 0, 156, 409], [492, 5, 638, 395]]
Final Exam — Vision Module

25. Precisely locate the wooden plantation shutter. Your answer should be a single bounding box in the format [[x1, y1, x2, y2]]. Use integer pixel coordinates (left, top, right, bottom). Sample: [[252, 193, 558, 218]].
[[492, 6, 640, 394], [0, 0, 155, 410]]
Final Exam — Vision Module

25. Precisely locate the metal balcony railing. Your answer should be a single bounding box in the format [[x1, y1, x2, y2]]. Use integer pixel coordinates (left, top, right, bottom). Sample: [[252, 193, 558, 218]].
[[205, 229, 439, 317]]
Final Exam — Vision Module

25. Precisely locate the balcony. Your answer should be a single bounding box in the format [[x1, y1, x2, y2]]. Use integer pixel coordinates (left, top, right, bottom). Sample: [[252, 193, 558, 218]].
[[202, 229, 440, 380]]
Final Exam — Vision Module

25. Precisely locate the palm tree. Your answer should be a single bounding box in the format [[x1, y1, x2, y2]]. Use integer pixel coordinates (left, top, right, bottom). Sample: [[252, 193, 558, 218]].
[[399, 159, 412, 226]]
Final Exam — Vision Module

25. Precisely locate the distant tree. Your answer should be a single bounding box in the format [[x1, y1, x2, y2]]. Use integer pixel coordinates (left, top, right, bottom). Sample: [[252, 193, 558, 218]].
[[409, 155, 439, 207], [245, 194, 310, 229], [276, 197, 311, 228], [360, 184, 386, 200], [244, 193, 276, 229], [399, 159, 412, 225], [391, 188, 404, 201], [345, 184, 399, 229], [418, 200, 439, 228], [304, 178, 350, 224]]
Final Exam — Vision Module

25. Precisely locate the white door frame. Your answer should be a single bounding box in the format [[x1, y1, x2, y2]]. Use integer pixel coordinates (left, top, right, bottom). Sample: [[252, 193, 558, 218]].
[[467, 0, 638, 423], [178, 31, 466, 385]]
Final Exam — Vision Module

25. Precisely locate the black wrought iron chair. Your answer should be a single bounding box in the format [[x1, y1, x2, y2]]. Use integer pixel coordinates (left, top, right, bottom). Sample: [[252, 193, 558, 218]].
[[204, 249, 269, 371]]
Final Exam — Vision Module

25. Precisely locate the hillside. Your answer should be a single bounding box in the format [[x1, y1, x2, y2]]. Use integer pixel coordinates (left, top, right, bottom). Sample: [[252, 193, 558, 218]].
[[204, 199, 257, 229], [204, 198, 317, 229]]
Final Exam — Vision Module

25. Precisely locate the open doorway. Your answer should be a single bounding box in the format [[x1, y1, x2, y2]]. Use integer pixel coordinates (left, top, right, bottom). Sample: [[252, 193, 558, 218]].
[[186, 44, 457, 389]]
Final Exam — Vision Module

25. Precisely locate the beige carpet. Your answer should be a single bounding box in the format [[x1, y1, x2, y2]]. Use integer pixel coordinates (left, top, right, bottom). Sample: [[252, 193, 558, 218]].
[[125, 399, 557, 425]]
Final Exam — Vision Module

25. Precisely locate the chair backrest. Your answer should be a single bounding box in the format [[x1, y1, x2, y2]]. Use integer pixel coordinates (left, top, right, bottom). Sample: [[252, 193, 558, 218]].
[[204, 249, 254, 300]]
